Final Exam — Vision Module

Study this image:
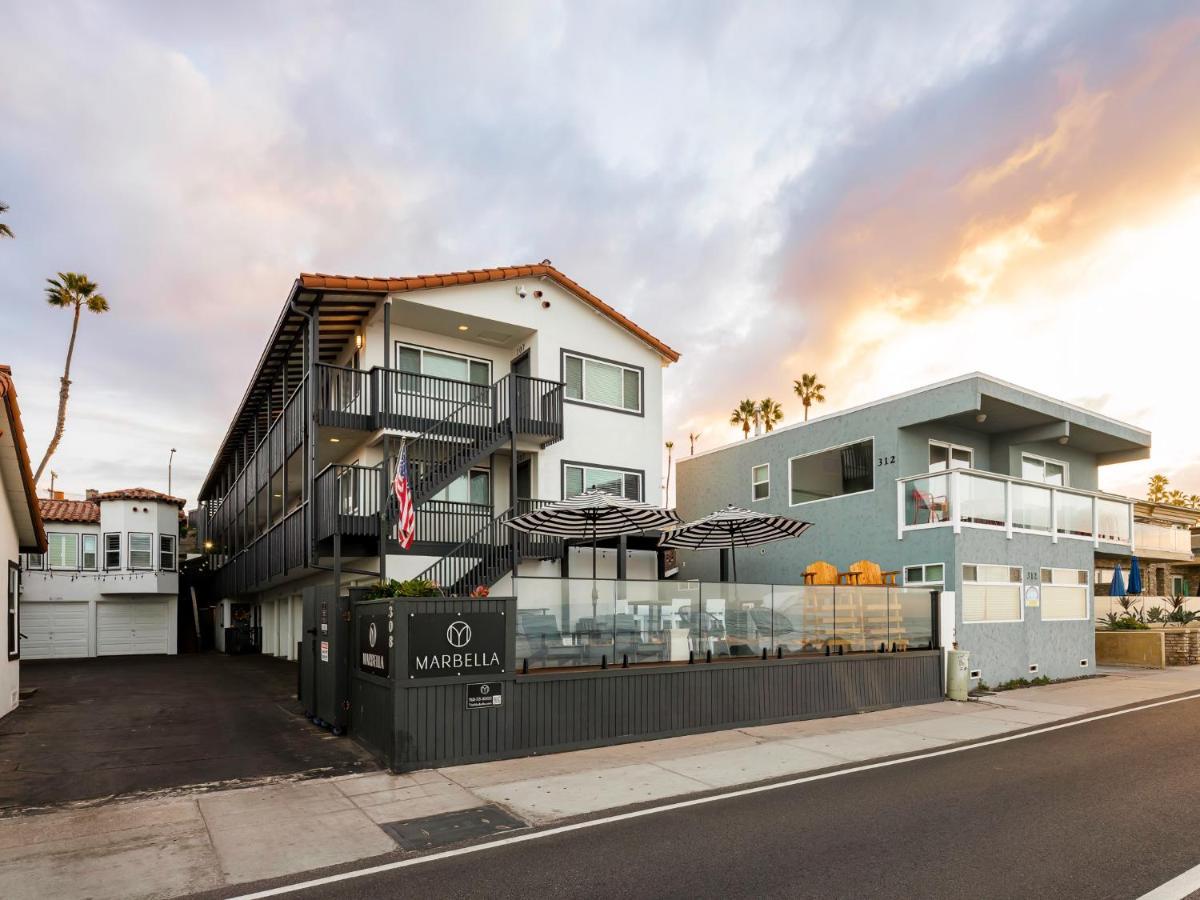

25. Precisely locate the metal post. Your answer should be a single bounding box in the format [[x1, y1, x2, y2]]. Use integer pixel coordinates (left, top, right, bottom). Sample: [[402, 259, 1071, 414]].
[[378, 436, 389, 586], [383, 299, 392, 369], [616, 535, 627, 580], [508, 374, 519, 575]]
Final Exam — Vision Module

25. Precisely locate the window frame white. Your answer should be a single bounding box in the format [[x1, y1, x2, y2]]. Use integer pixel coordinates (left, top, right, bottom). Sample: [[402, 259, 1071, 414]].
[[128, 532, 154, 570], [561, 350, 644, 416], [928, 440, 974, 472], [751, 464, 770, 502], [1021, 451, 1069, 486], [1039, 567, 1090, 621], [961, 562, 1025, 624], [46, 532, 80, 570], [159, 534, 177, 572], [24, 552, 44, 571], [903, 562, 945, 587], [787, 436, 876, 507]]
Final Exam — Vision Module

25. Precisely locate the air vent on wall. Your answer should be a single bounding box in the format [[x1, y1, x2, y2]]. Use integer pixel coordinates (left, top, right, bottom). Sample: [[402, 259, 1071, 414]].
[[1080, 659, 1089, 667], [1029, 664, 1039, 673], [476, 331, 510, 345], [969, 669, 981, 680]]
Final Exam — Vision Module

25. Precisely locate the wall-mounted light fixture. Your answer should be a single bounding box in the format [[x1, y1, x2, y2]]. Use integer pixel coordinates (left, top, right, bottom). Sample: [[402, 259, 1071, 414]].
[[354, 333, 364, 350], [457, 324, 469, 332], [975, 412, 988, 423]]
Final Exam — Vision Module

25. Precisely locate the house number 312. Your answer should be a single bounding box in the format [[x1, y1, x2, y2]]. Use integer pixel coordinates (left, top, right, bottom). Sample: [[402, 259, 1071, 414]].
[[877, 455, 896, 466]]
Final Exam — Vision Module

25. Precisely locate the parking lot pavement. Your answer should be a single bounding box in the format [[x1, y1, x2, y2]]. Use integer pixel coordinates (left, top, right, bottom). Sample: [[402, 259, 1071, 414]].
[[0, 653, 377, 812]]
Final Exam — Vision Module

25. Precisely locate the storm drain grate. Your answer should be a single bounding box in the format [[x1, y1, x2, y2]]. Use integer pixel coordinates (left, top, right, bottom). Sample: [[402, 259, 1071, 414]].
[[381, 805, 528, 851]]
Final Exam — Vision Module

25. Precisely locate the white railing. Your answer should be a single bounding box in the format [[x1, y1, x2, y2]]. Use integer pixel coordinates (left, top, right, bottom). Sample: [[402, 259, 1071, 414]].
[[897, 469, 1133, 547], [1133, 521, 1193, 556]]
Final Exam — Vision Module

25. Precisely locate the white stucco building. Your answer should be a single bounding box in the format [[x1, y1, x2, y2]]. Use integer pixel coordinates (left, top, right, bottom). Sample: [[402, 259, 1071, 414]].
[[1, 365, 47, 719], [196, 263, 679, 639], [21, 488, 183, 658]]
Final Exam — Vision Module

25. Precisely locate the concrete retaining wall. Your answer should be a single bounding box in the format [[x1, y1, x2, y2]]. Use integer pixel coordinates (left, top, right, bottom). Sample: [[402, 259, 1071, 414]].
[[1095, 630, 1165, 668]]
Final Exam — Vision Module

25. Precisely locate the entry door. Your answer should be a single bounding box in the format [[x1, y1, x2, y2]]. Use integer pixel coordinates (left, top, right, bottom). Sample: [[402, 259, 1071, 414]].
[[516, 459, 532, 503], [21, 603, 89, 659], [512, 351, 531, 425], [97, 601, 169, 655]]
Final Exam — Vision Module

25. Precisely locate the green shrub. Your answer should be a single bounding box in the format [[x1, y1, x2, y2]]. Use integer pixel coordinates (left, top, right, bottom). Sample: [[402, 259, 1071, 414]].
[[1102, 612, 1149, 630], [367, 577, 441, 599]]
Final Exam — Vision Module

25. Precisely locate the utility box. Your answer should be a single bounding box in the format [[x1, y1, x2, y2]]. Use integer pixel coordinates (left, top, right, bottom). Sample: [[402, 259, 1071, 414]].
[[300, 584, 350, 734], [946, 649, 971, 701]]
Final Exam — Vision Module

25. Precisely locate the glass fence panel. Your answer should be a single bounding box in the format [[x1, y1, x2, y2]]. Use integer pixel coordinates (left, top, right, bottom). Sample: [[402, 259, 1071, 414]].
[[903, 475, 951, 526], [1096, 498, 1131, 544], [772, 586, 827, 656], [892, 587, 935, 650], [1056, 491, 1094, 538], [958, 474, 1006, 527], [699, 582, 774, 658], [1011, 483, 1052, 532], [515, 578, 615, 668], [616, 580, 697, 664]]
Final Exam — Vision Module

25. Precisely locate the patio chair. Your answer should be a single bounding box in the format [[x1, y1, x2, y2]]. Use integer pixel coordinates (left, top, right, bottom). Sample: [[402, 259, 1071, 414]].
[[803, 561, 840, 586], [910, 484, 948, 523], [839, 560, 899, 586]]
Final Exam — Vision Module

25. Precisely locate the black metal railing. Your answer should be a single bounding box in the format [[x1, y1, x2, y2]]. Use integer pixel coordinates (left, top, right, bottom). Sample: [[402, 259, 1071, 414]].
[[213, 503, 309, 597], [416, 500, 493, 546], [315, 364, 373, 426], [514, 498, 561, 560], [406, 378, 510, 504], [417, 507, 517, 596], [513, 375, 564, 443], [315, 463, 383, 541]]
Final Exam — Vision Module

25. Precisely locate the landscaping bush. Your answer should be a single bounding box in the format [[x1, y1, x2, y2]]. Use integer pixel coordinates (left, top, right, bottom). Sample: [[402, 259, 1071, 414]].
[[367, 577, 441, 599]]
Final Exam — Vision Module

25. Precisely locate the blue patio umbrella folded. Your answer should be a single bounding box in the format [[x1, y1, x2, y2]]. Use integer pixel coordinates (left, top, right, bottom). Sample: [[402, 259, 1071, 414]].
[[1128, 556, 1143, 595], [1110, 563, 1126, 600]]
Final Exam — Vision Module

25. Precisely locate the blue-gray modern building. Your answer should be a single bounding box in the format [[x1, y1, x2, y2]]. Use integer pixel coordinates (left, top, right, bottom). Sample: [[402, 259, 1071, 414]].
[[675, 373, 1151, 685]]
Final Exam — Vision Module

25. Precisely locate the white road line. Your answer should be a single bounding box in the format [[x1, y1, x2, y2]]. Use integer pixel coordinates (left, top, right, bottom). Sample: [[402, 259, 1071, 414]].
[[231, 691, 1200, 900], [1138, 861, 1200, 900]]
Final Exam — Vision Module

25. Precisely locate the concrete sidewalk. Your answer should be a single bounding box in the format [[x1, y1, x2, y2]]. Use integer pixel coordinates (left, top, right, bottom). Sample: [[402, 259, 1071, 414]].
[[4, 664, 1199, 900]]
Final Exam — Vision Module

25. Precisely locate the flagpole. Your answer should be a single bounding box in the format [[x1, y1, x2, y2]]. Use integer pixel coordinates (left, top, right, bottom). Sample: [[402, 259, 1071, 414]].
[[379, 436, 390, 587]]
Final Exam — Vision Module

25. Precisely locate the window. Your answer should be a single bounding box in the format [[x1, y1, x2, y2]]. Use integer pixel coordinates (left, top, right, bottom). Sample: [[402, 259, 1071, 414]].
[[904, 563, 945, 587], [104, 533, 121, 570], [395, 342, 491, 389], [81, 533, 98, 570], [962, 564, 1023, 623], [128, 532, 153, 569], [7, 562, 17, 660], [564, 463, 642, 501], [433, 468, 491, 505], [1172, 575, 1188, 597], [929, 441, 973, 472], [46, 532, 79, 570], [751, 464, 770, 501], [789, 439, 873, 505], [1022, 453, 1067, 486], [1041, 568, 1089, 621], [159, 535, 177, 571], [24, 552, 44, 570], [563, 352, 642, 413]]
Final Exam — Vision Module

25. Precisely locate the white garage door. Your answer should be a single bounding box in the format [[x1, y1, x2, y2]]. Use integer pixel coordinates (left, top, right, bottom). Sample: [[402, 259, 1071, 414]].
[[21, 603, 90, 659], [97, 601, 169, 656]]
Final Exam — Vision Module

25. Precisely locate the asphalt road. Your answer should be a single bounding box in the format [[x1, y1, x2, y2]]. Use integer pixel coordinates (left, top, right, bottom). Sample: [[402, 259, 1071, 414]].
[[235, 694, 1200, 900]]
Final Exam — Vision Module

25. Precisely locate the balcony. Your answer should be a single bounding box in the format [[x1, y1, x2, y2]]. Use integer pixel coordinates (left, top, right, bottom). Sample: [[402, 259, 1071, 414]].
[[314, 364, 564, 446], [898, 469, 1133, 547], [1133, 521, 1194, 559], [213, 503, 308, 598]]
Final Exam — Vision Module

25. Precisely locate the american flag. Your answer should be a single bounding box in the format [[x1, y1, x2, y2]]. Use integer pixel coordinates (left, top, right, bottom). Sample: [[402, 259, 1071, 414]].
[[392, 444, 416, 550]]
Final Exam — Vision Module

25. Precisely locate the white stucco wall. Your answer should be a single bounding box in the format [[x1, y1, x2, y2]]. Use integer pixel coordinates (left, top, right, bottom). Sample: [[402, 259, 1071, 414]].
[[0, 472, 19, 717]]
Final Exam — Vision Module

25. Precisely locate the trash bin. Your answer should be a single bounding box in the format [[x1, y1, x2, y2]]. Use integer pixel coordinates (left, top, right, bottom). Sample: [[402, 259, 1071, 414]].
[[946, 648, 971, 701]]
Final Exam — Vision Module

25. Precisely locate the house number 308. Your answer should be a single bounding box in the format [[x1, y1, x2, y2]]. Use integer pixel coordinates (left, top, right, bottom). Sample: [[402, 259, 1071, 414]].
[[877, 455, 896, 466]]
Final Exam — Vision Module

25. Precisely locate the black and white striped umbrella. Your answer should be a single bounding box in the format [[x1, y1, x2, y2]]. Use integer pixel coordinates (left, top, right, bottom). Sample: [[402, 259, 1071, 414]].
[[658, 504, 812, 581], [504, 489, 682, 579]]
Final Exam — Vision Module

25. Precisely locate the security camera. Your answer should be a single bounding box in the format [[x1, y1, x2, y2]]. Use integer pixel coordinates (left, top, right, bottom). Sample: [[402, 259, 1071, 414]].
[[516, 284, 527, 299]]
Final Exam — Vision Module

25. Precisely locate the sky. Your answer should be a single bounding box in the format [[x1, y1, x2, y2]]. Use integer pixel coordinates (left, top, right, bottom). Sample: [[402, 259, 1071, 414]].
[[1, 0, 1198, 506]]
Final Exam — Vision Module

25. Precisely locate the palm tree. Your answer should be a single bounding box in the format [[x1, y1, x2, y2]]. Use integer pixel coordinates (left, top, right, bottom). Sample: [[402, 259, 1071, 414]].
[[664, 440, 675, 504], [730, 399, 757, 440], [1189, 494, 1200, 511], [793, 373, 826, 421], [0, 202, 12, 239], [688, 431, 701, 455], [1148, 474, 1169, 503], [33, 273, 110, 484], [1167, 489, 1187, 507], [759, 398, 784, 432]]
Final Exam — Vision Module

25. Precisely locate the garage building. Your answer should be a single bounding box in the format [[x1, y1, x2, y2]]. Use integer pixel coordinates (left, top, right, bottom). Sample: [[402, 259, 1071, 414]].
[[21, 488, 182, 659]]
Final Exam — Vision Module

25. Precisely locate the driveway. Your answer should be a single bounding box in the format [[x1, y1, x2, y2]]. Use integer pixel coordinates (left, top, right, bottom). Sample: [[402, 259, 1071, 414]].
[[0, 654, 377, 813]]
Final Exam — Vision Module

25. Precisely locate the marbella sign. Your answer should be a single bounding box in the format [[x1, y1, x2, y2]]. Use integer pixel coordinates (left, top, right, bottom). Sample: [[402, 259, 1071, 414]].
[[408, 612, 505, 679], [358, 611, 391, 677]]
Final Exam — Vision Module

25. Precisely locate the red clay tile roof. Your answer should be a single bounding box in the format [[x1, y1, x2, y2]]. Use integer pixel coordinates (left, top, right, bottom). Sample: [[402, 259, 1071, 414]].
[[93, 487, 187, 507], [0, 364, 47, 552], [39, 498, 101, 524], [299, 264, 681, 363]]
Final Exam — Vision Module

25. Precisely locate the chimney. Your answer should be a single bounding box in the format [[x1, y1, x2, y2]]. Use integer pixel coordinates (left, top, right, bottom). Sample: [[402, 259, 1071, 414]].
[[51, 490, 65, 501], [85, 488, 98, 501]]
